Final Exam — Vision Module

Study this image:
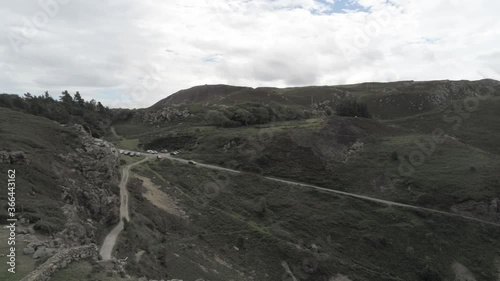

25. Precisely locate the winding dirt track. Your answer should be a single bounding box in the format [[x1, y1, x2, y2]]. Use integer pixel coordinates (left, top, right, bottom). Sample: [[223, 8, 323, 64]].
[[99, 157, 150, 261]]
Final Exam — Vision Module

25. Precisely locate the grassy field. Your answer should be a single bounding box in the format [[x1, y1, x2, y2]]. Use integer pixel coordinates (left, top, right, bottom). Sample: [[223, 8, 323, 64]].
[[115, 138, 140, 151]]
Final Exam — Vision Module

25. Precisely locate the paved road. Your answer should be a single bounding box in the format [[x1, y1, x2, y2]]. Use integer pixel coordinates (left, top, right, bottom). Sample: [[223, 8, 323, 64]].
[[99, 157, 150, 261]]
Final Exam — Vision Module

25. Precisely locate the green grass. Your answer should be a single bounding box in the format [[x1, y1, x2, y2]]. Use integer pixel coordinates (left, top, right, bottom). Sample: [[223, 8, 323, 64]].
[[0, 227, 36, 281], [0, 108, 74, 232], [115, 139, 140, 151]]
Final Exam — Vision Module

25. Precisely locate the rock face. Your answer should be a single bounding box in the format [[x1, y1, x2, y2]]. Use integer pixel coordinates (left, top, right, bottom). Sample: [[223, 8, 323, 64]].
[[135, 106, 191, 124], [20, 244, 99, 281], [53, 124, 120, 246]]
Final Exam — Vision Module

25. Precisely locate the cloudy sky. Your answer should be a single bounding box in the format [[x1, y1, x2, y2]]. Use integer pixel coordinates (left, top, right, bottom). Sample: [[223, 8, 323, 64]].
[[1, 0, 499, 108]]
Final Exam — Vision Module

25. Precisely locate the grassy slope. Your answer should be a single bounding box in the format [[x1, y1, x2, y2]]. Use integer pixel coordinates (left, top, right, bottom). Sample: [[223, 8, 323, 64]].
[[114, 159, 500, 281], [0, 108, 80, 232], [116, 99, 500, 213]]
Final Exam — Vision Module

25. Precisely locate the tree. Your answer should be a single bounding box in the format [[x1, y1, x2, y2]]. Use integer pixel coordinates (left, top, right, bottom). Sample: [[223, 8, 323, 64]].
[[60, 90, 73, 104], [206, 110, 230, 127], [234, 108, 253, 126], [86, 99, 97, 111], [43, 91, 54, 101], [97, 102, 105, 113], [255, 107, 270, 124], [74, 91, 85, 107]]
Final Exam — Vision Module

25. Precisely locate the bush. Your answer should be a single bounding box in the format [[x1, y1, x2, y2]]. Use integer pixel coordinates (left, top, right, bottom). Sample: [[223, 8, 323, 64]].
[[335, 99, 371, 118]]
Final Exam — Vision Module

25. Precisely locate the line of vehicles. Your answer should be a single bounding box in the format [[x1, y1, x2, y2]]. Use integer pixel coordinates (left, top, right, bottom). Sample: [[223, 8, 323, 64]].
[[118, 149, 196, 164]]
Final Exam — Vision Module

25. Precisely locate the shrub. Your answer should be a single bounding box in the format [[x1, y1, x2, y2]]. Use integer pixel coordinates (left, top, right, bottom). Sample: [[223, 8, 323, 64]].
[[335, 99, 371, 118]]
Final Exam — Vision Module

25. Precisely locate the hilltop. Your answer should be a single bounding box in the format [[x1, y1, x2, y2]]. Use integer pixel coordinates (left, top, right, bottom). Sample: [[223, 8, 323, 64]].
[[148, 79, 500, 119]]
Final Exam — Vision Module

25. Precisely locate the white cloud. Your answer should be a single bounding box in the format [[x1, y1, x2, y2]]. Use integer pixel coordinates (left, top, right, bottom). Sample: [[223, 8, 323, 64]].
[[0, 0, 498, 108]]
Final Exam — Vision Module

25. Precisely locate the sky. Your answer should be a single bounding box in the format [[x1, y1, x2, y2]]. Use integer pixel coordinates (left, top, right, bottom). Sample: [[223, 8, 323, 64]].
[[1, 0, 499, 108]]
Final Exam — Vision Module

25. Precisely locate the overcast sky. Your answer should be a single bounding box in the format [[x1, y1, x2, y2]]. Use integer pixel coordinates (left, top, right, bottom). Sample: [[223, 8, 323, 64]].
[[1, 0, 499, 108]]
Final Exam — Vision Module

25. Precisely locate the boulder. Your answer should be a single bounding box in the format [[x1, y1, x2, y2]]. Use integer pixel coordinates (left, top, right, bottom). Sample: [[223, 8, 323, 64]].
[[10, 151, 28, 164], [33, 247, 57, 259], [23, 247, 35, 255]]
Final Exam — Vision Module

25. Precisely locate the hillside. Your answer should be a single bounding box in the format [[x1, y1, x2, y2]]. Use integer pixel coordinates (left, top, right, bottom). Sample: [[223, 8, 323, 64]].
[[146, 79, 500, 120], [0, 108, 121, 280], [97, 79, 500, 280]]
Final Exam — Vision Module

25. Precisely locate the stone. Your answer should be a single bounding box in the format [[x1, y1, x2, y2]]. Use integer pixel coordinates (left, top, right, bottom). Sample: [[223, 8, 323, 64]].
[[10, 151, 28, 164], [32, 247, 57, 260], [16, 226, 30, 234], [23, 247, 35, 255]]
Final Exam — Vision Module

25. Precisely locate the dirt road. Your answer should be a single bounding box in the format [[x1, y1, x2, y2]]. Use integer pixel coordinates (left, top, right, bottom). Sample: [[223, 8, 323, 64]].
[[99, 157, 150, 261]]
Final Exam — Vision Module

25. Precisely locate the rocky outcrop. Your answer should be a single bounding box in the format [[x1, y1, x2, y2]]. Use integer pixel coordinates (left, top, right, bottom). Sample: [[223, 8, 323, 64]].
[[451, 197, 500, 223], [0, 150, 28, 164], [55, 125, 120, 246], [20, 244, 99, 281], [135, 106, 191, 124]]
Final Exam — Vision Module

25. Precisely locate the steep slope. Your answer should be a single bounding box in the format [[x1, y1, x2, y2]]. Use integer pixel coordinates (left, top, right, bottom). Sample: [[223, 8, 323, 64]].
[[0, 108, 120, 280]]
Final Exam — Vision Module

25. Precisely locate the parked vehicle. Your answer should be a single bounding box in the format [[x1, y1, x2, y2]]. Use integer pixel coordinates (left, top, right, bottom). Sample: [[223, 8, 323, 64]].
[[157, 155, 162, 159]]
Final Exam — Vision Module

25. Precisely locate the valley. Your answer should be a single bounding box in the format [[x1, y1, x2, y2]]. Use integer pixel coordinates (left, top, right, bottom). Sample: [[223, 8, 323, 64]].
[[1, 79, 500, 281]]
